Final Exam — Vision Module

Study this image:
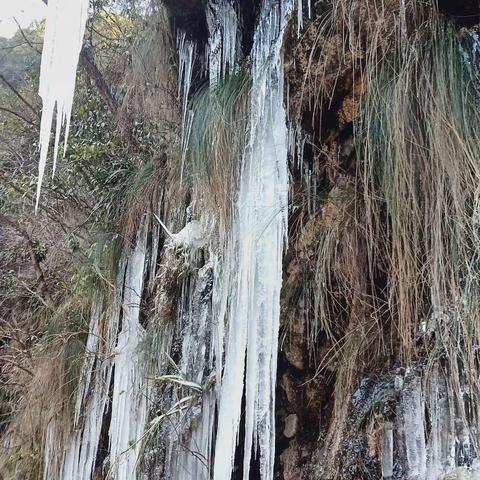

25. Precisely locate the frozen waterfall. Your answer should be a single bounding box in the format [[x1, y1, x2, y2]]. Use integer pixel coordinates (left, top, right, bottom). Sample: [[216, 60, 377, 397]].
[[213, 1, 293, 479]]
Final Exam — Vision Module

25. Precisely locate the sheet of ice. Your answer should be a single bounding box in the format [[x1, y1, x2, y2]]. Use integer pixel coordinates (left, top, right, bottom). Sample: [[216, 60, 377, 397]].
[[390, 370, 476, 480], [169, 220, 208, 250], [37, 0, 89, 210], [213, 1, 293, 479]]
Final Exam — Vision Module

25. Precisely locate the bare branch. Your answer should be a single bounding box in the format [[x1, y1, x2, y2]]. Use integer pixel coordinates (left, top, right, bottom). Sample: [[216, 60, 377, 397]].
[[0, 74, 39, 117], [0, 106, 38, 127]]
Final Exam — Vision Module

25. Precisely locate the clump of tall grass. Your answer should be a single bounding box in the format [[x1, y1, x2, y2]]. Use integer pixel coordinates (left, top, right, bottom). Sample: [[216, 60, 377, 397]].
[[288, 0, 428, 130], [119, 2, 179, 139], [359, 21, 480, 361], [185, 72, 251, 232], [299, 17, 480, 475]]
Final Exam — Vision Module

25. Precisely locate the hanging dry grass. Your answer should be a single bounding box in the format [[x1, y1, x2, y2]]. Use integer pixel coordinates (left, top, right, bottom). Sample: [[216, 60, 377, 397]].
[[285, 0, 430, 131], [185, 72, 251, 233], [359, 20, 480, 360]]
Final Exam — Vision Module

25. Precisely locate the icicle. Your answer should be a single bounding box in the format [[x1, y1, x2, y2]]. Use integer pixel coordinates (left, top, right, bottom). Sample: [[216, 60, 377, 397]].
[[108, 223, 148, 480], [36, 0, 89, 211], [213, 1, 293, 479], [177, 32, 196, 134], [177, 32, 196, 180], [426, 369, 456, 480], [382, 422, 394, 479], [43, 422, 61, 480], [391, 369, 480, 478], [297, 0, 303, 36], [61, 299, 104, 480], [148, 203, 162, 293], [397, 374, 427, 478], [206, 0, 240, 86]]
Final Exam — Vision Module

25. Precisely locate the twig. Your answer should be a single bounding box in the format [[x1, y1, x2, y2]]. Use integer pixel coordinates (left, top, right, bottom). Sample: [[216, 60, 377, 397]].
[[153, 213, 175, 239]]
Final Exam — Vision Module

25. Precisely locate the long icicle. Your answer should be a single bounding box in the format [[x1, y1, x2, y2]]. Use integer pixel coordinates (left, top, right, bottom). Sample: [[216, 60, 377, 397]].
[[36, 0, 89, 211]]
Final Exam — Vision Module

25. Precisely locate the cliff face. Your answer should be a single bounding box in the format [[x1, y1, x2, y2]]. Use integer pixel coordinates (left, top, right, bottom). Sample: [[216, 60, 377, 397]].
[[1, 1, 480, 479]]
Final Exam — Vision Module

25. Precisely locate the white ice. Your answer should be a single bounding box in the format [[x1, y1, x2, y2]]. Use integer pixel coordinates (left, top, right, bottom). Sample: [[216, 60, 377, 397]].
[[213, 1, 293, 479], [108, 223, 148, 480], [206, 0, 240, 86], [37, 0, 89, 210]]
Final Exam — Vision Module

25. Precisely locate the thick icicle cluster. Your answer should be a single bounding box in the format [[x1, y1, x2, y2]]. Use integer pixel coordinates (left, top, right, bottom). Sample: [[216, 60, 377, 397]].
[[163, 259, 216, 480], [206, 0, 240, 86], [108, 225, 149, 480], [55, 226, 150, 480], [213, 1, 293, 479], [379, 370, 480, 479], [40, 1, 294, 479], [37, 0, 89, 209]]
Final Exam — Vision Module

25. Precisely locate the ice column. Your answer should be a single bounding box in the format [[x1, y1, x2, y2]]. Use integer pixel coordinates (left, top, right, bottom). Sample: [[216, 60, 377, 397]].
[[60, 285, 123, 480], [177, 32, 196, 177]]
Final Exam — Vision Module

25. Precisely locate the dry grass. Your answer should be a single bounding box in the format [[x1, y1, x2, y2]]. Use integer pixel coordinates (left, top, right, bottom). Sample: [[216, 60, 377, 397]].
[[359, 20, 480, 360], [285, 0, 429, 131], [119, 3, 179, 142], [350, 17, 480, 465], [0, 292, 91, 479]]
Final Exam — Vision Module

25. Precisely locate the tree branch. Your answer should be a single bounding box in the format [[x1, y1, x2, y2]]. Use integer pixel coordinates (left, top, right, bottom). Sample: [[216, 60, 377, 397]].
[[0, 74, 39, 117], [0, 213, 51, 305], [0, 106, 38, 126], [13, 18, 42, 54], [79, 46, 118, 115]]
